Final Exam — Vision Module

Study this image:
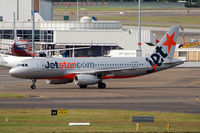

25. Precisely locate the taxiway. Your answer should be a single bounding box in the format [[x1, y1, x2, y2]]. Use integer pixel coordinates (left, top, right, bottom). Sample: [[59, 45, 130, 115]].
[[0, 67, 200, 113]]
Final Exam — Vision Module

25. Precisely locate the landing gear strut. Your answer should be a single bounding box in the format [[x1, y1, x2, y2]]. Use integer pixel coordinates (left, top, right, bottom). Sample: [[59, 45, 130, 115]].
[[31, 79, 37, 89], [98, 82, 106, 89], [97, 75, 106, 89]]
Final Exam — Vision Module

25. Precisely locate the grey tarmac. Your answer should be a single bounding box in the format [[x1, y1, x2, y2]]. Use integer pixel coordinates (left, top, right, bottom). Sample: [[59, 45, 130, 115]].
[[0, 67, 200, 113]]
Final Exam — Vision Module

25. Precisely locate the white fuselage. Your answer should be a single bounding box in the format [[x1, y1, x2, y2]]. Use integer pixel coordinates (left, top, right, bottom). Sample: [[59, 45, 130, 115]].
[[7, 56, 182, 80]]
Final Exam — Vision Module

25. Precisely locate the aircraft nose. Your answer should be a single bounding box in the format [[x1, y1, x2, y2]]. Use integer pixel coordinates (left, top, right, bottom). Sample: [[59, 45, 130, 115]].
[[9, 67, 35, 79], [9, 68, 21, 78]]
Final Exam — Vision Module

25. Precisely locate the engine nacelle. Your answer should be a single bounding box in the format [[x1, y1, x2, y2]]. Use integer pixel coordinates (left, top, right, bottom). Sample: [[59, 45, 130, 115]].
[[46, 79, 72, 84], [74, 74, 101, 85]]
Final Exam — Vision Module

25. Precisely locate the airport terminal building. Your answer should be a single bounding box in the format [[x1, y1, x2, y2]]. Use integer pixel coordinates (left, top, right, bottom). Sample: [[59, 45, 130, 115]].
[[0, 0, 156, 57]]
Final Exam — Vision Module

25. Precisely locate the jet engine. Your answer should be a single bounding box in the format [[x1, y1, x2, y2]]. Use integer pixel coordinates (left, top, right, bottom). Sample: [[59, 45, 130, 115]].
[[46, 79, 73, 84], [74, 74, 101, 85]]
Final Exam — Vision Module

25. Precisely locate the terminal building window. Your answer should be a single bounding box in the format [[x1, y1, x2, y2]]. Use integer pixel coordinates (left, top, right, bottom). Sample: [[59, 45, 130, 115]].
[[0, 30, 14, 39], [0, 29, 53, 42]]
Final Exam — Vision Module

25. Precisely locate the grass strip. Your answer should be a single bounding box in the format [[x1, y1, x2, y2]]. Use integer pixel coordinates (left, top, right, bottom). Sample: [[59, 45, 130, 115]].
[[0, 109, 200, 133], [0, 94, 28, 98]]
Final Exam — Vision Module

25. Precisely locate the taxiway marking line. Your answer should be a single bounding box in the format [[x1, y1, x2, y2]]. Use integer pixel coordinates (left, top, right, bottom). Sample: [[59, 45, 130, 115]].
[[0, 85, 5, 89], [195, 98, 200, 102], [186, 80, 200, 87]]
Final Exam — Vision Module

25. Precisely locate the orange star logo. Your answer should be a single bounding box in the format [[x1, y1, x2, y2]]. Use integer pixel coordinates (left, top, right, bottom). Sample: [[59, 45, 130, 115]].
[[152, 64, 157, 70], [162, 32, 176, 54]]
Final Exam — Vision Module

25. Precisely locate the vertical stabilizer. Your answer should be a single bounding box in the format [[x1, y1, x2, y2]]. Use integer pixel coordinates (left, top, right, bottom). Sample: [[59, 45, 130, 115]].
[[146, 26, 180, 70], [153, 26, 179, 59]]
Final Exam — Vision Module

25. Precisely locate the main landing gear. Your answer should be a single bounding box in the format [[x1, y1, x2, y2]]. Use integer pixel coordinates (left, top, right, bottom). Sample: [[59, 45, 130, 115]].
[[31, 79, 37, 89], [79, 83, 106, 89], [97, 75, 106, 89], [98, 82, 106, 89], [79, 85, 87, 88]]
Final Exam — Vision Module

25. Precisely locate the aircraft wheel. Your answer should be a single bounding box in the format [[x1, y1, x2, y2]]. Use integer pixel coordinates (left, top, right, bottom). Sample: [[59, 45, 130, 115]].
[[79, 85, 87, 88], [98, 83, 106, 89], [31, 79, 37, 89], [31, 85, 36, 89]]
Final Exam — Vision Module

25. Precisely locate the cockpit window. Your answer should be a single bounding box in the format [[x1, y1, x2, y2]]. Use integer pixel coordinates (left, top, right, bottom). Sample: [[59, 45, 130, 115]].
[[16, 64, 28, 67]]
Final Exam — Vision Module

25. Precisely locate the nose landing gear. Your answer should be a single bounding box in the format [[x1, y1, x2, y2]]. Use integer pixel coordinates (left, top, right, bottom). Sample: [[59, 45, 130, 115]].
[[31, 79, 37, 89]]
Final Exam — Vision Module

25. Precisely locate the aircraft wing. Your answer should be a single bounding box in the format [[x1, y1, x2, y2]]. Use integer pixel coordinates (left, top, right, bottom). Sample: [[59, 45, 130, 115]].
[[74, 66, 151, 76]]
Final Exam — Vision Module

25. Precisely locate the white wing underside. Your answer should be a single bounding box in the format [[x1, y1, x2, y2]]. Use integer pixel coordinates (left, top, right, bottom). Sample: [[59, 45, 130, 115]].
[[73, 66, 151, 75]]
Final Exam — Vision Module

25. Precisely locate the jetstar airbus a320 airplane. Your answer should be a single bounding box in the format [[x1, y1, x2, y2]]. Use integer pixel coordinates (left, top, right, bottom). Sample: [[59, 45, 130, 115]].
[[0, 26, 183, 89]]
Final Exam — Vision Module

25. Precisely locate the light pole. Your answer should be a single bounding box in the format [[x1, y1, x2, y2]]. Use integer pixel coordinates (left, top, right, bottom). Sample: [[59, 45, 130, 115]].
[[77, 0, 79, 21], [17, 0, 19, 21], [137, 0, 142, 57], [32, 0, 35, 56], [13, 12, 17, 42]]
